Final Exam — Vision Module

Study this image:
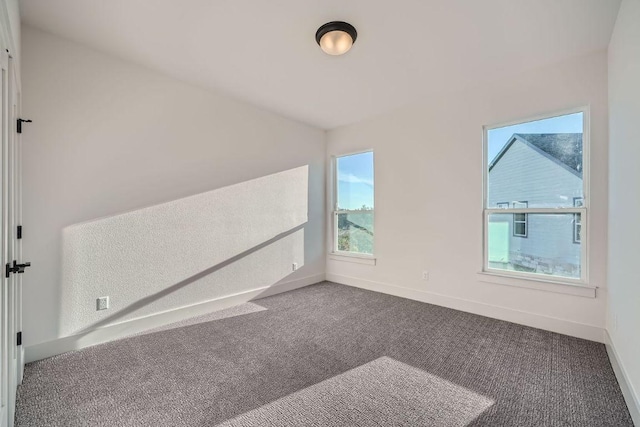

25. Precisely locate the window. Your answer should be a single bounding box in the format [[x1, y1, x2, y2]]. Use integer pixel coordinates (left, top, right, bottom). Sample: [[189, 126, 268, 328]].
[[512, 202, 528, 237], [333, 151, 374, 255], [484, 110, 587, 282], [573, 197, 583, 243]]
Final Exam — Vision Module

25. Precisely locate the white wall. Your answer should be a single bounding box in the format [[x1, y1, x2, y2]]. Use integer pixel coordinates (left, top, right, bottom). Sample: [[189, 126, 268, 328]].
[[327, 50, 609, 342], [21, 26, 325, 350], [0, 0, 20, 60], [59, 166, 309, 337], [607, 0, 640, 421]]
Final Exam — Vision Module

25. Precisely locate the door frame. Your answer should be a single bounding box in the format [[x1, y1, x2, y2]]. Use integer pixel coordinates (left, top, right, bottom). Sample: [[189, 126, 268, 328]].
[[0, 47, 22, 427], [0, 2, 22, 425]]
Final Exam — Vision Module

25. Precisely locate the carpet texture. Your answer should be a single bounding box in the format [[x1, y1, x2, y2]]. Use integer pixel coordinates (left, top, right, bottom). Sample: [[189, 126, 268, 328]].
[[15, 282, 633, 426], [218, 356, 494, 427]]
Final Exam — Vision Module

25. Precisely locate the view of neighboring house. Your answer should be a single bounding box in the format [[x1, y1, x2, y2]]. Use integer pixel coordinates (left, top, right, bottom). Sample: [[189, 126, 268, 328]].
[[488, 133, 583, 277]]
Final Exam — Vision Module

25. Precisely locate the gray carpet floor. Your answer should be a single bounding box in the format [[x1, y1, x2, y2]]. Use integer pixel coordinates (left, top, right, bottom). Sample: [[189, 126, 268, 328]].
[[15, 282, 633, 426]]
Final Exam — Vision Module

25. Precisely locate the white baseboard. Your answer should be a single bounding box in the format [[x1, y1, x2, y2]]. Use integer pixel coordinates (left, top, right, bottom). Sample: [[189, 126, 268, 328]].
[[252, 273, 325, 299], [605, 330, 640, 425], [25, 273, 325, 363], [326, 273, 605, 343]]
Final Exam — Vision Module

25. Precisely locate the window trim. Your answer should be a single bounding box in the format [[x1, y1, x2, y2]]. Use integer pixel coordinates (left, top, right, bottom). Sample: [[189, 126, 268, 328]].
[[331, 150, 375, 259], [482, 106, 590, 286]]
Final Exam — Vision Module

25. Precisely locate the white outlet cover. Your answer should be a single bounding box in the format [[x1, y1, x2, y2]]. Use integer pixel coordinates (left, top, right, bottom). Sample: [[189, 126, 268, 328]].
[[292, 263, 298, 271], [97, 296, 110, 311]]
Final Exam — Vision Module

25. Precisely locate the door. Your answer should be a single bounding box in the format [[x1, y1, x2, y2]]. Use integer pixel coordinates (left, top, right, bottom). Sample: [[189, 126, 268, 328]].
[[1, 49, 24, 427], [0, 45, 9, 427], [11, 57, 23, 389]]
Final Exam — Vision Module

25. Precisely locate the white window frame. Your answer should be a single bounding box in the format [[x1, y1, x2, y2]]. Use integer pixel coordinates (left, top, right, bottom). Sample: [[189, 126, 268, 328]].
[[482, 106, 590, 285], [331, 150, 375, 259]]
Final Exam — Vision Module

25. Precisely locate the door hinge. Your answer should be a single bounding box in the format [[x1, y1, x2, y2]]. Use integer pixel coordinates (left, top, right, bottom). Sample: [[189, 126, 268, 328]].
[[17, 225, 22, 239], [5, 260, 32, 277], [17, 118, 32, 134], [17, 332, 22, 346]]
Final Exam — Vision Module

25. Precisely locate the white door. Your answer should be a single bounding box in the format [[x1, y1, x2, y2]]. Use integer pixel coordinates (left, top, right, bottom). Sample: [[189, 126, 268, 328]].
[[11, 58, 23, 389], [1, 49, 24, 427], [0, 45, 9, 427]]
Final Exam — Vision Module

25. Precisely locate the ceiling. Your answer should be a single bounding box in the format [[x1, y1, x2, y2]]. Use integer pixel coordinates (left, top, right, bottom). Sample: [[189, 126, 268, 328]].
[[21, 0, 621, 130]]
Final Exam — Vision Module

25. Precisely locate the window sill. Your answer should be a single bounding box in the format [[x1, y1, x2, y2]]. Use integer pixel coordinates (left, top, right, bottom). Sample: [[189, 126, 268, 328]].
[[477, 271, 596, 298], [328, 252, 377, 266]]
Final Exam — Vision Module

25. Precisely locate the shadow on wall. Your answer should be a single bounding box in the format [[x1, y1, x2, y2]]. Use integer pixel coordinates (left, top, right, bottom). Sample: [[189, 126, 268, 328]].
[[59, 166, 309, 337]]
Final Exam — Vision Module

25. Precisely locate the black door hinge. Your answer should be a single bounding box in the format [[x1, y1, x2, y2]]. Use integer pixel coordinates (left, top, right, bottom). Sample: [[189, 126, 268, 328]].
[[17, 118, 32, 134], [5, 260, 32, 278], [16, 332, 22, 346], [17, 225, 22, 239]]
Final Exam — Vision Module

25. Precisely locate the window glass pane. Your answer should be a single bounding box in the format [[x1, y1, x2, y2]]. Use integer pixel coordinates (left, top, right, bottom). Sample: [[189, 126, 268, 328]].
[[337, 211, 374, 254], [514, 221, 526, 237], [337, 152, 374, 210], [487, 112, 583, 208], [488, 213, 580, 279]]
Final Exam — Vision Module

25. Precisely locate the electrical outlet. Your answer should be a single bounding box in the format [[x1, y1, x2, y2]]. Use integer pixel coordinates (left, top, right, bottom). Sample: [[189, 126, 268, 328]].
[[292, 263, 298, 271], [422, 271, 429, 280], [96, 296, 109, 311]]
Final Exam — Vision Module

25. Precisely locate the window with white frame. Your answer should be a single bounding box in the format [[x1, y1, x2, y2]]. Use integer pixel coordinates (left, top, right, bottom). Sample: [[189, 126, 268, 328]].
[[333, 151, 374, 255], [484, 110, 587, 282], [512, 202, 528, 237]]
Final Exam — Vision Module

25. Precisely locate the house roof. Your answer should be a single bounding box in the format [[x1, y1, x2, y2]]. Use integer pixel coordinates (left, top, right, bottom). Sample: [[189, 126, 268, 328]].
[[489, 133, 583, 177]]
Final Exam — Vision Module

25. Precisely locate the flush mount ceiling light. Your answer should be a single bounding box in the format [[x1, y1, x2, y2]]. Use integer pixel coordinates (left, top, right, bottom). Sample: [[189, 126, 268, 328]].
[[315, 21, 357, 56]]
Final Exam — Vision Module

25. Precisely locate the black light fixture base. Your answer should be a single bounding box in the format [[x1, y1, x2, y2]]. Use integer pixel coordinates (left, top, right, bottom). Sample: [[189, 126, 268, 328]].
[[315, 21, 357, 46]]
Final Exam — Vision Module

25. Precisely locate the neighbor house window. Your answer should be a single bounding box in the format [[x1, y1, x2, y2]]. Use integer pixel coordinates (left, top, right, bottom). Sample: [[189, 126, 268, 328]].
[[573, 197, 583, 243], [333, 151, 374, 255], [512, 201, 528, 237], [484, 109, 587, 282]]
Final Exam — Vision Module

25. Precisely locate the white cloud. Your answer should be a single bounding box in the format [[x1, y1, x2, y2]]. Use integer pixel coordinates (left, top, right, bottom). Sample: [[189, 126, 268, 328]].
[[338, 173, 373, 187]]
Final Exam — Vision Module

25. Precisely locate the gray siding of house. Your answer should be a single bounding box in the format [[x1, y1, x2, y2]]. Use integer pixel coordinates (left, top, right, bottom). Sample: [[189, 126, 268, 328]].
[[488, 140, 582, 276]]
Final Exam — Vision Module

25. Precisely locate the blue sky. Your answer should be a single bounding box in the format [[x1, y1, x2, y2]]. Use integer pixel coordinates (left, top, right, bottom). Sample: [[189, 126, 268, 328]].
[[337, 151, 374, 210], [488, 112, 583, 163]]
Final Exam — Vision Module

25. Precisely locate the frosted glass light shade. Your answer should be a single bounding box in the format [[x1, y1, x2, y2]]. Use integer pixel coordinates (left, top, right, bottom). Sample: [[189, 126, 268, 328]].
[[320, 30, 353, 55], [315, 22, 357, 56]]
